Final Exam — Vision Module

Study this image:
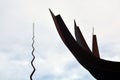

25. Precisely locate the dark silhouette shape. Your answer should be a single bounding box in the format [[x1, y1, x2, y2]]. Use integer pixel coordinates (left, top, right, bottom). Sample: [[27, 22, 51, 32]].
[[74, 21, 91, 53], [49, 9, 120, 80], [92, 33, 100, 58], [30, 23, 36, 80]]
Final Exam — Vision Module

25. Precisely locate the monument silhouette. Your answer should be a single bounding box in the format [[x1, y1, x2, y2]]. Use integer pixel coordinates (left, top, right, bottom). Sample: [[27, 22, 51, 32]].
[[50, 9, 120, 80]]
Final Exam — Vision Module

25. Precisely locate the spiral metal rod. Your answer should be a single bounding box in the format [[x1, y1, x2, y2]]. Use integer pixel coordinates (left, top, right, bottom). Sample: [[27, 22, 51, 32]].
[[30, 23, 36, 80]]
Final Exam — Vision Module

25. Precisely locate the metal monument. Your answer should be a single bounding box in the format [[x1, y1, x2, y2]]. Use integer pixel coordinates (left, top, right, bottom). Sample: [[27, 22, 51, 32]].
[[50, 9, 120, 80]]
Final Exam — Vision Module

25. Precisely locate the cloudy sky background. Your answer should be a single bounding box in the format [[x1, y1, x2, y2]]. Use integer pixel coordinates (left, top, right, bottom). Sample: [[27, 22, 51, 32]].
[[1, 0, 120, 80]]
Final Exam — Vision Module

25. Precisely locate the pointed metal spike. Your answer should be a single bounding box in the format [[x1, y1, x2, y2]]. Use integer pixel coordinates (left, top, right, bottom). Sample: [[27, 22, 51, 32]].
[[92, 35, 100, 58], [74, 20, 77, 35], [74, 20, 91, 52], [74, 20, 77, 28], [49, 9, 55, 17]]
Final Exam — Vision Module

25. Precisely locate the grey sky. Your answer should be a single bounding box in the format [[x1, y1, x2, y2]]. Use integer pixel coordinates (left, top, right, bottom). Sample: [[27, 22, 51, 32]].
[[0, 0, 120, 80]]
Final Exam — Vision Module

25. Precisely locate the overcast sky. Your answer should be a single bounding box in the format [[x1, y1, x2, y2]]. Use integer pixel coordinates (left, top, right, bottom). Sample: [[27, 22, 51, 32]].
[[1, 0, 120, 80]]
